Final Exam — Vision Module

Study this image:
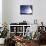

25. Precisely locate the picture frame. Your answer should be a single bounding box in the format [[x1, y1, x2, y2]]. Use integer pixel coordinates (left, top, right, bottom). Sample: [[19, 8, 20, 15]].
[[20, 5, 33, 15]]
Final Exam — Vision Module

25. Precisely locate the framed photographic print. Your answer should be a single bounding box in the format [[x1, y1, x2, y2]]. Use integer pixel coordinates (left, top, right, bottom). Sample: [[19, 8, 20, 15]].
[[20, 5, 33, 15]]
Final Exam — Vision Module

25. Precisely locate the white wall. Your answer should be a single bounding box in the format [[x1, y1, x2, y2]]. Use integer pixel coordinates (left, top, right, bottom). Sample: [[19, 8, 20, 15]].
[[2, 0, 7, 24], [0, 0, 2, 27], [2, 0, 46, 26], [39, 0, 46, 26], [7, 0, 34, 24], [3, 0, 36, 25]]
